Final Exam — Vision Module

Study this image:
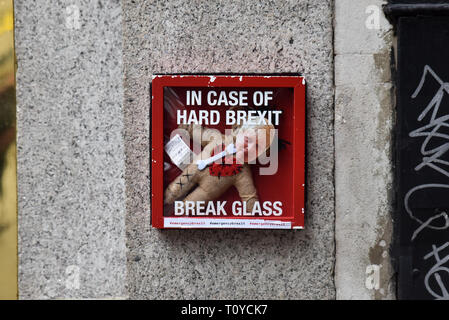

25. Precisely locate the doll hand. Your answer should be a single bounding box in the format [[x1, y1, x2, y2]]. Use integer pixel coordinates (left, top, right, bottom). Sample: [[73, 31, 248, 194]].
[[197, 143, 237, 170]]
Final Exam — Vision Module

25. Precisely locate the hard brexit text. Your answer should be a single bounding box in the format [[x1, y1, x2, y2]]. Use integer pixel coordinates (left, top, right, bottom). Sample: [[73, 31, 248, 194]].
[[177, 109, 282, 126], [179, 89, 283, 126]]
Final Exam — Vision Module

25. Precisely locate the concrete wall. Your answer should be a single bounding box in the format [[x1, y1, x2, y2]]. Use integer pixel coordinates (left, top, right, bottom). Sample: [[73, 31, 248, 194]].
[[334, 0, 395, 299], [15, 0, 127, 299], [123, 0, 335, 299], [13, 0, 398, 299]]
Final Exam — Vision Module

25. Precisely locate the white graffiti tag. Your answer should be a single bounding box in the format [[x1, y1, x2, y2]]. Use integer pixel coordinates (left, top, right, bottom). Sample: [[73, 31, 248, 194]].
[[405, 65, 449, 241], [406, 65, 449, 300], [423, 242, 449, 300]]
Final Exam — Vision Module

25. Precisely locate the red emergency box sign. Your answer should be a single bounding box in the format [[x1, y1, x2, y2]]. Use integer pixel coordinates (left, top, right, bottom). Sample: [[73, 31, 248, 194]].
[[151, 75, 305, 229]]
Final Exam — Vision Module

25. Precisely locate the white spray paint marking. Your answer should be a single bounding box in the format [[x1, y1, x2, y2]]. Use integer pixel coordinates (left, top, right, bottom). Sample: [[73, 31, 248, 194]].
[[423, 242, 449, 300], [404, 65, 449, 299], [405, 66, 449, 241]]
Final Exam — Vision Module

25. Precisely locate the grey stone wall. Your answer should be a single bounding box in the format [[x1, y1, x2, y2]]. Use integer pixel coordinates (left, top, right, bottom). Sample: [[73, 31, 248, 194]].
[[334, 0, 395, 299], [123, 0, 335, 299], [13, 0, 401, 300], [15, 0, 127, 299]]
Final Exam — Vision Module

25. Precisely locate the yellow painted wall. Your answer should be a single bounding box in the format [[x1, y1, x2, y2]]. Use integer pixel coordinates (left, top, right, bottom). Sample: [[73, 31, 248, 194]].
[[0, 0, 17, 300], [0, 143, 17, 299]]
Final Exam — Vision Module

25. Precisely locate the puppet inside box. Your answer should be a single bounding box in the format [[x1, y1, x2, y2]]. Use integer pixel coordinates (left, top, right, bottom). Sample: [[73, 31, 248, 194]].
[[161, 85, 297, 219]]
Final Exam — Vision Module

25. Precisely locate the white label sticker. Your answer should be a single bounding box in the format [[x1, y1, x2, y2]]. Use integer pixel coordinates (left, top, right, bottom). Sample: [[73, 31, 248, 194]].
[[165, 134, 193, 170], [164, 217, 292, 229]]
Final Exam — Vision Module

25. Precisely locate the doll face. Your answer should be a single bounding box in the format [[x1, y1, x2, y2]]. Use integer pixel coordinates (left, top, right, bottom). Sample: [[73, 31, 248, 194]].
[[235, 126, 271, 163], [235, 130, 257, 163]]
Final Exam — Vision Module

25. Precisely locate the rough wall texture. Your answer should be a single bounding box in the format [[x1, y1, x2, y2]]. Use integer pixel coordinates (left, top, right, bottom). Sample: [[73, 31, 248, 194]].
[[334, 0, 395, 299], [123, 0, 335, 299], [15, 0, 127, 298], [11, 0, 400, 301]]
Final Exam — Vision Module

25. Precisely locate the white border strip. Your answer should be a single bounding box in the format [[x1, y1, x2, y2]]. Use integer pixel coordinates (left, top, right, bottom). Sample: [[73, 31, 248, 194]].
[[164, 217, 292, 229]]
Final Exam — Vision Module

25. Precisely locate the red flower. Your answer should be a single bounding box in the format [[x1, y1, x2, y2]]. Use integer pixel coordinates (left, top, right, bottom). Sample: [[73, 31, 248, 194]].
[[208, 144, 243, 177]]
